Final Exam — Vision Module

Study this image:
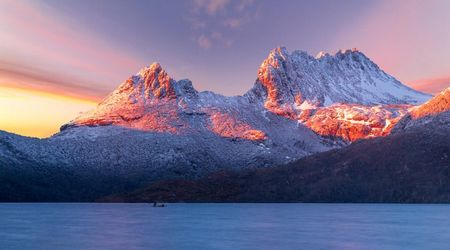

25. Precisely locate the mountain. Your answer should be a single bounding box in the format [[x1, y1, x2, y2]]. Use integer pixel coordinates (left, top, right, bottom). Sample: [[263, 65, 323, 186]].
[[0, 47, 436, 201], [62, 63, 199, 134], [244, 47, 430, 141], [103, 88, 450, 203], [246, 47, 429, 115], [59, 61, 337, 167]]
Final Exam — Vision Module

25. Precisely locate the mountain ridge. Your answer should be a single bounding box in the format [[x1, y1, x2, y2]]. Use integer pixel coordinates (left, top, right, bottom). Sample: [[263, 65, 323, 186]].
[[62, 47, 430, 142], [1, 47, 446, 202]]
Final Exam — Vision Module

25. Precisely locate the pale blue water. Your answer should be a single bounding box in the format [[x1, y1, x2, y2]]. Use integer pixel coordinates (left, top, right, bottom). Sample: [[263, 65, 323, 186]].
[[1, 204, 450, 250]]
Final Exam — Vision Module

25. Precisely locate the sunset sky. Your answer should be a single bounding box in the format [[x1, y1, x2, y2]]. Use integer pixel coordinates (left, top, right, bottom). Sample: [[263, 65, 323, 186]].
[[1, 0, 450, 138]]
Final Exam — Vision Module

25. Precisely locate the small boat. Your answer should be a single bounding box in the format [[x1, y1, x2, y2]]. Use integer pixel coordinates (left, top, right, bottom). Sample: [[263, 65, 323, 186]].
[[152, 202, 166, 207]]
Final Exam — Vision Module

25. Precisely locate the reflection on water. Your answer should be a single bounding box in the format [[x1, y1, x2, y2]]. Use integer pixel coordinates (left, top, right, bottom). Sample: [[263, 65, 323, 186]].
[[1, 203, 450, 250]]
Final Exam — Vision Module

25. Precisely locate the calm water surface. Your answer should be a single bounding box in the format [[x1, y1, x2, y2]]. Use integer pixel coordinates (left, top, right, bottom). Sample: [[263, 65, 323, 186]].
[[1, 203, 450, 250]]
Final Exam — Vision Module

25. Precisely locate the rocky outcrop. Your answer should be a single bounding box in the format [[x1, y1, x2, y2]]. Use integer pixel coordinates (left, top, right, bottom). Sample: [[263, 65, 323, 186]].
[[393, 87, 450, 132], [304, 104, 409, 141]]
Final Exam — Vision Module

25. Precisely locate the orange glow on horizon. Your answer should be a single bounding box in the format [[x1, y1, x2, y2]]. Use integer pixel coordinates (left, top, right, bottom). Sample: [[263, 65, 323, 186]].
[[0, 86, 97, 138]]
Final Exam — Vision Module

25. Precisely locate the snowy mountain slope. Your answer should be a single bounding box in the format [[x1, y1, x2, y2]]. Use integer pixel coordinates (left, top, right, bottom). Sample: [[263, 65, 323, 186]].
[[0, 47, 440, 201], [246, 47, 429, 117]]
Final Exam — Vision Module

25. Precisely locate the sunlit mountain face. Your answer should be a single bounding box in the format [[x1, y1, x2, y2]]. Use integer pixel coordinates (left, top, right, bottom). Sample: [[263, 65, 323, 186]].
[[409, 88, 450, 119], [392, 87, 450, 132], [63, 47, 430, 142]]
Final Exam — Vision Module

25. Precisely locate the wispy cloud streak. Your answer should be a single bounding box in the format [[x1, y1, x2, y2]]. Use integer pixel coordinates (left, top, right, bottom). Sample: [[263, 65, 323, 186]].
[[0, 63, 107, 101], [409, 76, 450, 94]]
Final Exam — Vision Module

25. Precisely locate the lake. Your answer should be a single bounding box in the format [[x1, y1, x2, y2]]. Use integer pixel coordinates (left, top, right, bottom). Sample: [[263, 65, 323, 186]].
[[0, 203, 449, 249]]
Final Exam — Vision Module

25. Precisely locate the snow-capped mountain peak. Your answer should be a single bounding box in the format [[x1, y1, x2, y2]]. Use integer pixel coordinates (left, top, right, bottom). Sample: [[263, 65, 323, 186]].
[[61, 63, 201, 133], [246, 47, 430, 119], [115, 62, 198, 102], [97, 62, 199, 107]]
